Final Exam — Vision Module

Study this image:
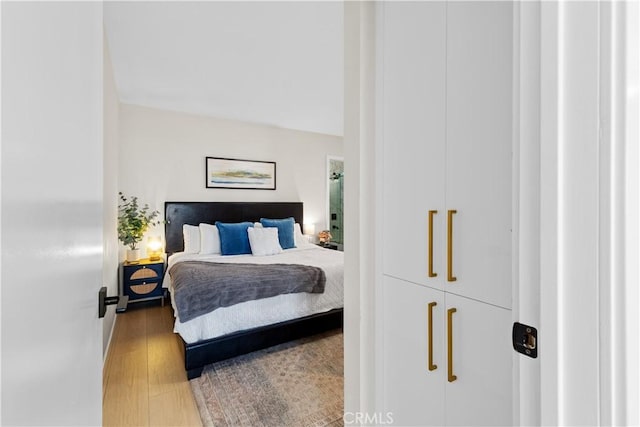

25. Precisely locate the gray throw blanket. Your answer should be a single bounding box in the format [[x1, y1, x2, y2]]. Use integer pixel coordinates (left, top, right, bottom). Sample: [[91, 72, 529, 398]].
[[170, 261, 326, 322]]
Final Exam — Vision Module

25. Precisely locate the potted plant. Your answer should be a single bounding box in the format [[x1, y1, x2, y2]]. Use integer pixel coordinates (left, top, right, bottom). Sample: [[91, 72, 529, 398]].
[[118, 192, 160, 263]]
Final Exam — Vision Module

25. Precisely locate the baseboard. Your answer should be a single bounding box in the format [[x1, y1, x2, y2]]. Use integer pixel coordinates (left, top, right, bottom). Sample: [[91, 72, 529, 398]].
[[103, 312, 118, 365]]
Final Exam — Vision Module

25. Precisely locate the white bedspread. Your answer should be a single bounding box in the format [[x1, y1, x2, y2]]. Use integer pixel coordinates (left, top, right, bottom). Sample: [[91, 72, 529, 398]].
[[164, 244, 344, 344]]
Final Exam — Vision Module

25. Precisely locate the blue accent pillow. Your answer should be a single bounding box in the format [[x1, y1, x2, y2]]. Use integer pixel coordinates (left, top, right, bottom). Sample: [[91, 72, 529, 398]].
[[215, 222, 254, 255], [260, 217, 296, 249]]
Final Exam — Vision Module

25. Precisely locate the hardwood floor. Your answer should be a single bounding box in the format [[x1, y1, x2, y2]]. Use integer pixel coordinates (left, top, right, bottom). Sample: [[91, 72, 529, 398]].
[[103, 303, 202, 427]]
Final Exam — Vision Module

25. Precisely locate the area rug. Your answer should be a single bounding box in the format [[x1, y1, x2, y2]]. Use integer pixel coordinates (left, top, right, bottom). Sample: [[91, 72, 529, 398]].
[[190, 331, 344, 427]]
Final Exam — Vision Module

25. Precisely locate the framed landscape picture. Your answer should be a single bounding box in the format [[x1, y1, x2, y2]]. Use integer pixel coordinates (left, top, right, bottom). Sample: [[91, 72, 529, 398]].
[[205, 157, 276, 190]]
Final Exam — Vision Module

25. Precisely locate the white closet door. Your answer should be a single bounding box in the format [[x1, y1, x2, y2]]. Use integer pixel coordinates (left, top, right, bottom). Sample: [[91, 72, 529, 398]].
[[381, 1, 446, 289], [445, 1, 513, 309], [382, 275, 446, 426], [444, 293, 512, 426]]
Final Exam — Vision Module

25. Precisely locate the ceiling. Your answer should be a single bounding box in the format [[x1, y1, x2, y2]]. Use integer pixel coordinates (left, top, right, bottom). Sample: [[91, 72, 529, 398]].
[[103, 2, 344, 136]]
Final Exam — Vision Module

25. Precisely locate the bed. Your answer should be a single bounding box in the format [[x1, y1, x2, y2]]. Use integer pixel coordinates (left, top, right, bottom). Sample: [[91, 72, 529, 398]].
[[164, 201, 344, 379]]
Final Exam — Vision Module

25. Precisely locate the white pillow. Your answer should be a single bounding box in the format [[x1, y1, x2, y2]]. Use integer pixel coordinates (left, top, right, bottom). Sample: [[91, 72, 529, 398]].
[[294, 223, 311, 247], [199, 223, 221, 255], [248, 227, 283, 256], [183, 224, 201, 254], [253, 222, 263, 228]]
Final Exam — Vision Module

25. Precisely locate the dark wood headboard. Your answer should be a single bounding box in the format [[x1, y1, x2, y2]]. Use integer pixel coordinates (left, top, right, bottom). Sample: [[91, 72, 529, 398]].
[[164, 201, 304, 255]]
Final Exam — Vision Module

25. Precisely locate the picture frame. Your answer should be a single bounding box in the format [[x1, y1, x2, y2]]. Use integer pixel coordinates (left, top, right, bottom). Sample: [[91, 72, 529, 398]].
[[205, 157, 276, 190]]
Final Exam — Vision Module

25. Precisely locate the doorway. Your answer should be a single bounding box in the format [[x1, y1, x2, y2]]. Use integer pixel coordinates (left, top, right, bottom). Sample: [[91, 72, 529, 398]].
[[327, 156, 344, 249]]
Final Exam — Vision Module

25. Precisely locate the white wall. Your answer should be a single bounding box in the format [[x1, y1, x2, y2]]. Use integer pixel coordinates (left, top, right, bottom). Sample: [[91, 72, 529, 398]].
[[103, 35, 119, 354], [118, 104, 343, 254]]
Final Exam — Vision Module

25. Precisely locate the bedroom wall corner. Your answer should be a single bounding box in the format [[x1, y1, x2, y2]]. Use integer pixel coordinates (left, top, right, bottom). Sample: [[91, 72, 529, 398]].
[[103, 32, 120, 356], [117, 104, 343, 249]]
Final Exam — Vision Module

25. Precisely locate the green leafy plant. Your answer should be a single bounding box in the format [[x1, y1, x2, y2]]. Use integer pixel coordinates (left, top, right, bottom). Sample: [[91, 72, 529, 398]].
[[117, 192, 160, 250]]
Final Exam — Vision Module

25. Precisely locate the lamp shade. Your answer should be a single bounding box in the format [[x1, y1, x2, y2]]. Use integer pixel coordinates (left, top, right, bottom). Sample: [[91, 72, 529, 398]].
[[146, 236, 163, 261], [303, 223, 315, 236]]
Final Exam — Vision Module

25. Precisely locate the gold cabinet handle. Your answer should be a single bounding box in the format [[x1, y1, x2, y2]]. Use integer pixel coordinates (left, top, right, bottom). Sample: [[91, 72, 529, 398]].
[[447, 210, 457, 282], [428, 210, 438, 277], [447, 307, 457, 382], [428, 302, 437, 371]]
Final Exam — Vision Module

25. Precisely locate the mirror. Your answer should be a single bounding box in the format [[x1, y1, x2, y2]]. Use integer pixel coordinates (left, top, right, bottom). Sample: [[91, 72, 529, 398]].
[[327, 156, 344, 248]]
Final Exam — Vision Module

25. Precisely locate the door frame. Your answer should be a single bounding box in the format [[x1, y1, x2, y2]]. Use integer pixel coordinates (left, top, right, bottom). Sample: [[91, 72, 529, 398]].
[[343, 1, 377, 420], [517, 1, 640, 425], [326, 155, 344, 239]]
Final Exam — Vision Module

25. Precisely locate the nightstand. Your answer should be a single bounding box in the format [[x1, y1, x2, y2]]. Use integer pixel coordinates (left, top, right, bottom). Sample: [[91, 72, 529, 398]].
[[317, 242, 339, 250], [121, 258, 166, 306]]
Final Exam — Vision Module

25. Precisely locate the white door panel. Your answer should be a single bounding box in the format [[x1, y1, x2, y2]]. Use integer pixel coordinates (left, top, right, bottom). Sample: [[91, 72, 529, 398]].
[[1, 3, 103, 425], [445, 1, 513, 309], [382, 275, 446, 426], [445, 293, 512, 426], [382, 1, 446, 289]]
